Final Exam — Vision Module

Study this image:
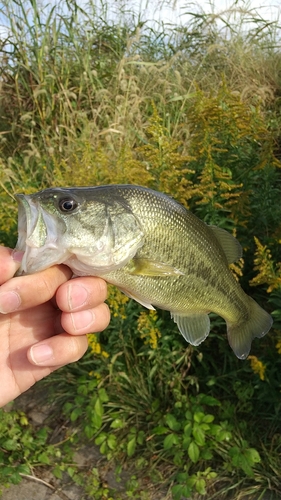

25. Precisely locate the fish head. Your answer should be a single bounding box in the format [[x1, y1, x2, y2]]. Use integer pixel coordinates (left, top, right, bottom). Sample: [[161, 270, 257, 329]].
[[15, 187, 144, 276]]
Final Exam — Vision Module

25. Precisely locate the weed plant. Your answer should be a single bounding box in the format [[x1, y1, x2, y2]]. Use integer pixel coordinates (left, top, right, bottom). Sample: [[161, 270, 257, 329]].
[[0, 0, 281, 498]]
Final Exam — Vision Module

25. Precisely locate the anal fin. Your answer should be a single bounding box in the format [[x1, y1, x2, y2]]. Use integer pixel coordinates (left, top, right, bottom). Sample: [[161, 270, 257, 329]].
[[171, 312, 210, 346]]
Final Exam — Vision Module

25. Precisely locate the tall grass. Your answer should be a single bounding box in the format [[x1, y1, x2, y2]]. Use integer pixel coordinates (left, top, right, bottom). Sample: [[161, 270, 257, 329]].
[[1, 0, 280, 173], [0, 1, 281, 498]]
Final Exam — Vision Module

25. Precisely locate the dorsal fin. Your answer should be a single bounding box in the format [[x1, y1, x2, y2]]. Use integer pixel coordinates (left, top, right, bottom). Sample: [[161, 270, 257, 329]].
[[209, 225, 242, 264]]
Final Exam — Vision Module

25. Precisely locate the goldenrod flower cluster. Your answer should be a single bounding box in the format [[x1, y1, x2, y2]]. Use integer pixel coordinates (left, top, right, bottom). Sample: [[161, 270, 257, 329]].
[[87, 333, 109, 358], [248, 355, 266, 381], [137, 310, 161, 349], [250, 237, 281, 293], [107, 285, 129, 319]]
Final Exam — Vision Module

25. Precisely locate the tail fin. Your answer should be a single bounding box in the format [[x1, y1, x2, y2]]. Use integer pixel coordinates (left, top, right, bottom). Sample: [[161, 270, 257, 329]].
[[227, 297, 273, 360]]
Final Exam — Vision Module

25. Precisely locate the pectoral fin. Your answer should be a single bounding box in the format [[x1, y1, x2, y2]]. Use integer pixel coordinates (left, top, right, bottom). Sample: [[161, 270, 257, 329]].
[[128, 258, 184, 277], [171, 312, 210, 346]]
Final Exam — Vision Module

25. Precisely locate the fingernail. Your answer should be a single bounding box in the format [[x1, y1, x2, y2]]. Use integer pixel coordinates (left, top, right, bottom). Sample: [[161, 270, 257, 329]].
[[12, 250, 24, 263], [29, 344, 54, 365], [68, 283, 88, 310], [71, 310, 94, 331], [0, 291, 21, 314]]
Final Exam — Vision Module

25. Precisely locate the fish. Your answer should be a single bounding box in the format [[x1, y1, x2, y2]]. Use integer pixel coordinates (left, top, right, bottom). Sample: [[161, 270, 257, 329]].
[[14, 184, 273, 359]]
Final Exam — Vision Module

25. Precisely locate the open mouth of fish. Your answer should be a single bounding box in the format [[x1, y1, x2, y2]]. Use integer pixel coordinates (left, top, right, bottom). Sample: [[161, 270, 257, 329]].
[[14, 194, 69, 275]]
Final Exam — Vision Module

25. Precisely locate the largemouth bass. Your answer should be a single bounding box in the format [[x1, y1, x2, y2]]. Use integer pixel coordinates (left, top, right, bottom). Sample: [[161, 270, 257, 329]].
[[15, 184, 273, 359]]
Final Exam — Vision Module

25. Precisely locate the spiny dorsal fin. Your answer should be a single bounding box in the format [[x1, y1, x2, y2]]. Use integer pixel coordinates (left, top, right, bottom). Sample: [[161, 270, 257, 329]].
[[209, 225, 242, 264]]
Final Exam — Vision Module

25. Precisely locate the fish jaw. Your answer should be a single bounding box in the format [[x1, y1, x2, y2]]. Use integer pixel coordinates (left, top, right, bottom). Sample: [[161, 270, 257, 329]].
[[15, 194, 70, 275]]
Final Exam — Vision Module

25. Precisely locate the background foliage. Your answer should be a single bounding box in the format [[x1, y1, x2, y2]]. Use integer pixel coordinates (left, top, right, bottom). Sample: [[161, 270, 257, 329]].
[[0, 0, 281, 498]]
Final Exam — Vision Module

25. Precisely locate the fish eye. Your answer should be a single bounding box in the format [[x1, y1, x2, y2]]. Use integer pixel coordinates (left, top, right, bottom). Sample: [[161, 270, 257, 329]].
[[58, 198, 78, 212]]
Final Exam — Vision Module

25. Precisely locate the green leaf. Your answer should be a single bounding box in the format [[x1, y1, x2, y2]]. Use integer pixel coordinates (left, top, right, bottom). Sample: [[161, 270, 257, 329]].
[[3, 439, 18, 451], [186, 475, 197, 488], [67, 466, 76, 478], [196, 478, 206, 495], [203, 414, 214, 423], [37, 452, 50, 465], [94, 397, 104, 418], [17, 464, 30, 475], [239, 455, 255, 476], [176, 472, 189, 482], [229, 446, 240, 463], [194, 411, 205, 423], [165, 413, 181, 431], [201, 448, 213, 460], [98, 388, 109, 403], [163, 433, 178, 450], [53, 465, 63, 479], [70, 408, 82, 422], [171, 484, 192, 500], [216, 429, 232, 442], [245, 448, 261, 464], [188, 441, 200, 463], [95, 433, 107, 446], [100, 441, 107, 455], [183, 422, 192, 436], [152, 426, 168, 435], [198, 395, 220, 406], [137, 431, 145, 445], [182, 435, 191, 450], [84, 424, 95, 439], [193, 423, 205, 446], [91, 410, 102, 430], [107, 434, 117, 450], [110, 418, 124, 429], [127, 437, 136, 457], [9, 472, 22, 485]]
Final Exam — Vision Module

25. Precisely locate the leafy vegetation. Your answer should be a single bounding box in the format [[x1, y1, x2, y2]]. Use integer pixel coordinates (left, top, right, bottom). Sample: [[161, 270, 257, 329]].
[[0, 0, 281, 498]]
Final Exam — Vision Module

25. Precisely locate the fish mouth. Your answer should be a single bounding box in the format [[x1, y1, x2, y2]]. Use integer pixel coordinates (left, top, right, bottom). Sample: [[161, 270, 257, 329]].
[[15, 194, 45, 250], [14, 194, 68, 275]]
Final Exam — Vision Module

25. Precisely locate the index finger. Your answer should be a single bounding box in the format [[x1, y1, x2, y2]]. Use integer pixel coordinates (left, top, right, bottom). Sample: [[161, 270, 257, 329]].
[[0, 265, 73, 312]]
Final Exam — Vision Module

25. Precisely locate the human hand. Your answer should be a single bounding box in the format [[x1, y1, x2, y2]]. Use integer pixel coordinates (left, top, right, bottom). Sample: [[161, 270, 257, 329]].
[[0, 246, 110, 407]]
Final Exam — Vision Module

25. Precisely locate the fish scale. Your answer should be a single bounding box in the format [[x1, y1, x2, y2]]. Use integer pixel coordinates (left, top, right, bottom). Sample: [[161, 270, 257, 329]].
[[15, 184, 273, 359]]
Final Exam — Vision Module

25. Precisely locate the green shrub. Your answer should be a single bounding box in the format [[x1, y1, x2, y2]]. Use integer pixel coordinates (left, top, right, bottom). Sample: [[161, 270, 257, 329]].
[[0, 1, 280, 498]]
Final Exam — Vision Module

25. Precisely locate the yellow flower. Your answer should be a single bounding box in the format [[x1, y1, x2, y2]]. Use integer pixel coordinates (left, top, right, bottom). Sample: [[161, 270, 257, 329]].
[[248, 355, 266, 381], [87, 333, 101, 354], [137, 310, 161, 349], [89, 371, 102, 379], [107, 285, 129, 319], [249, 237, 281, 293], [87, 333, 109, 358]]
